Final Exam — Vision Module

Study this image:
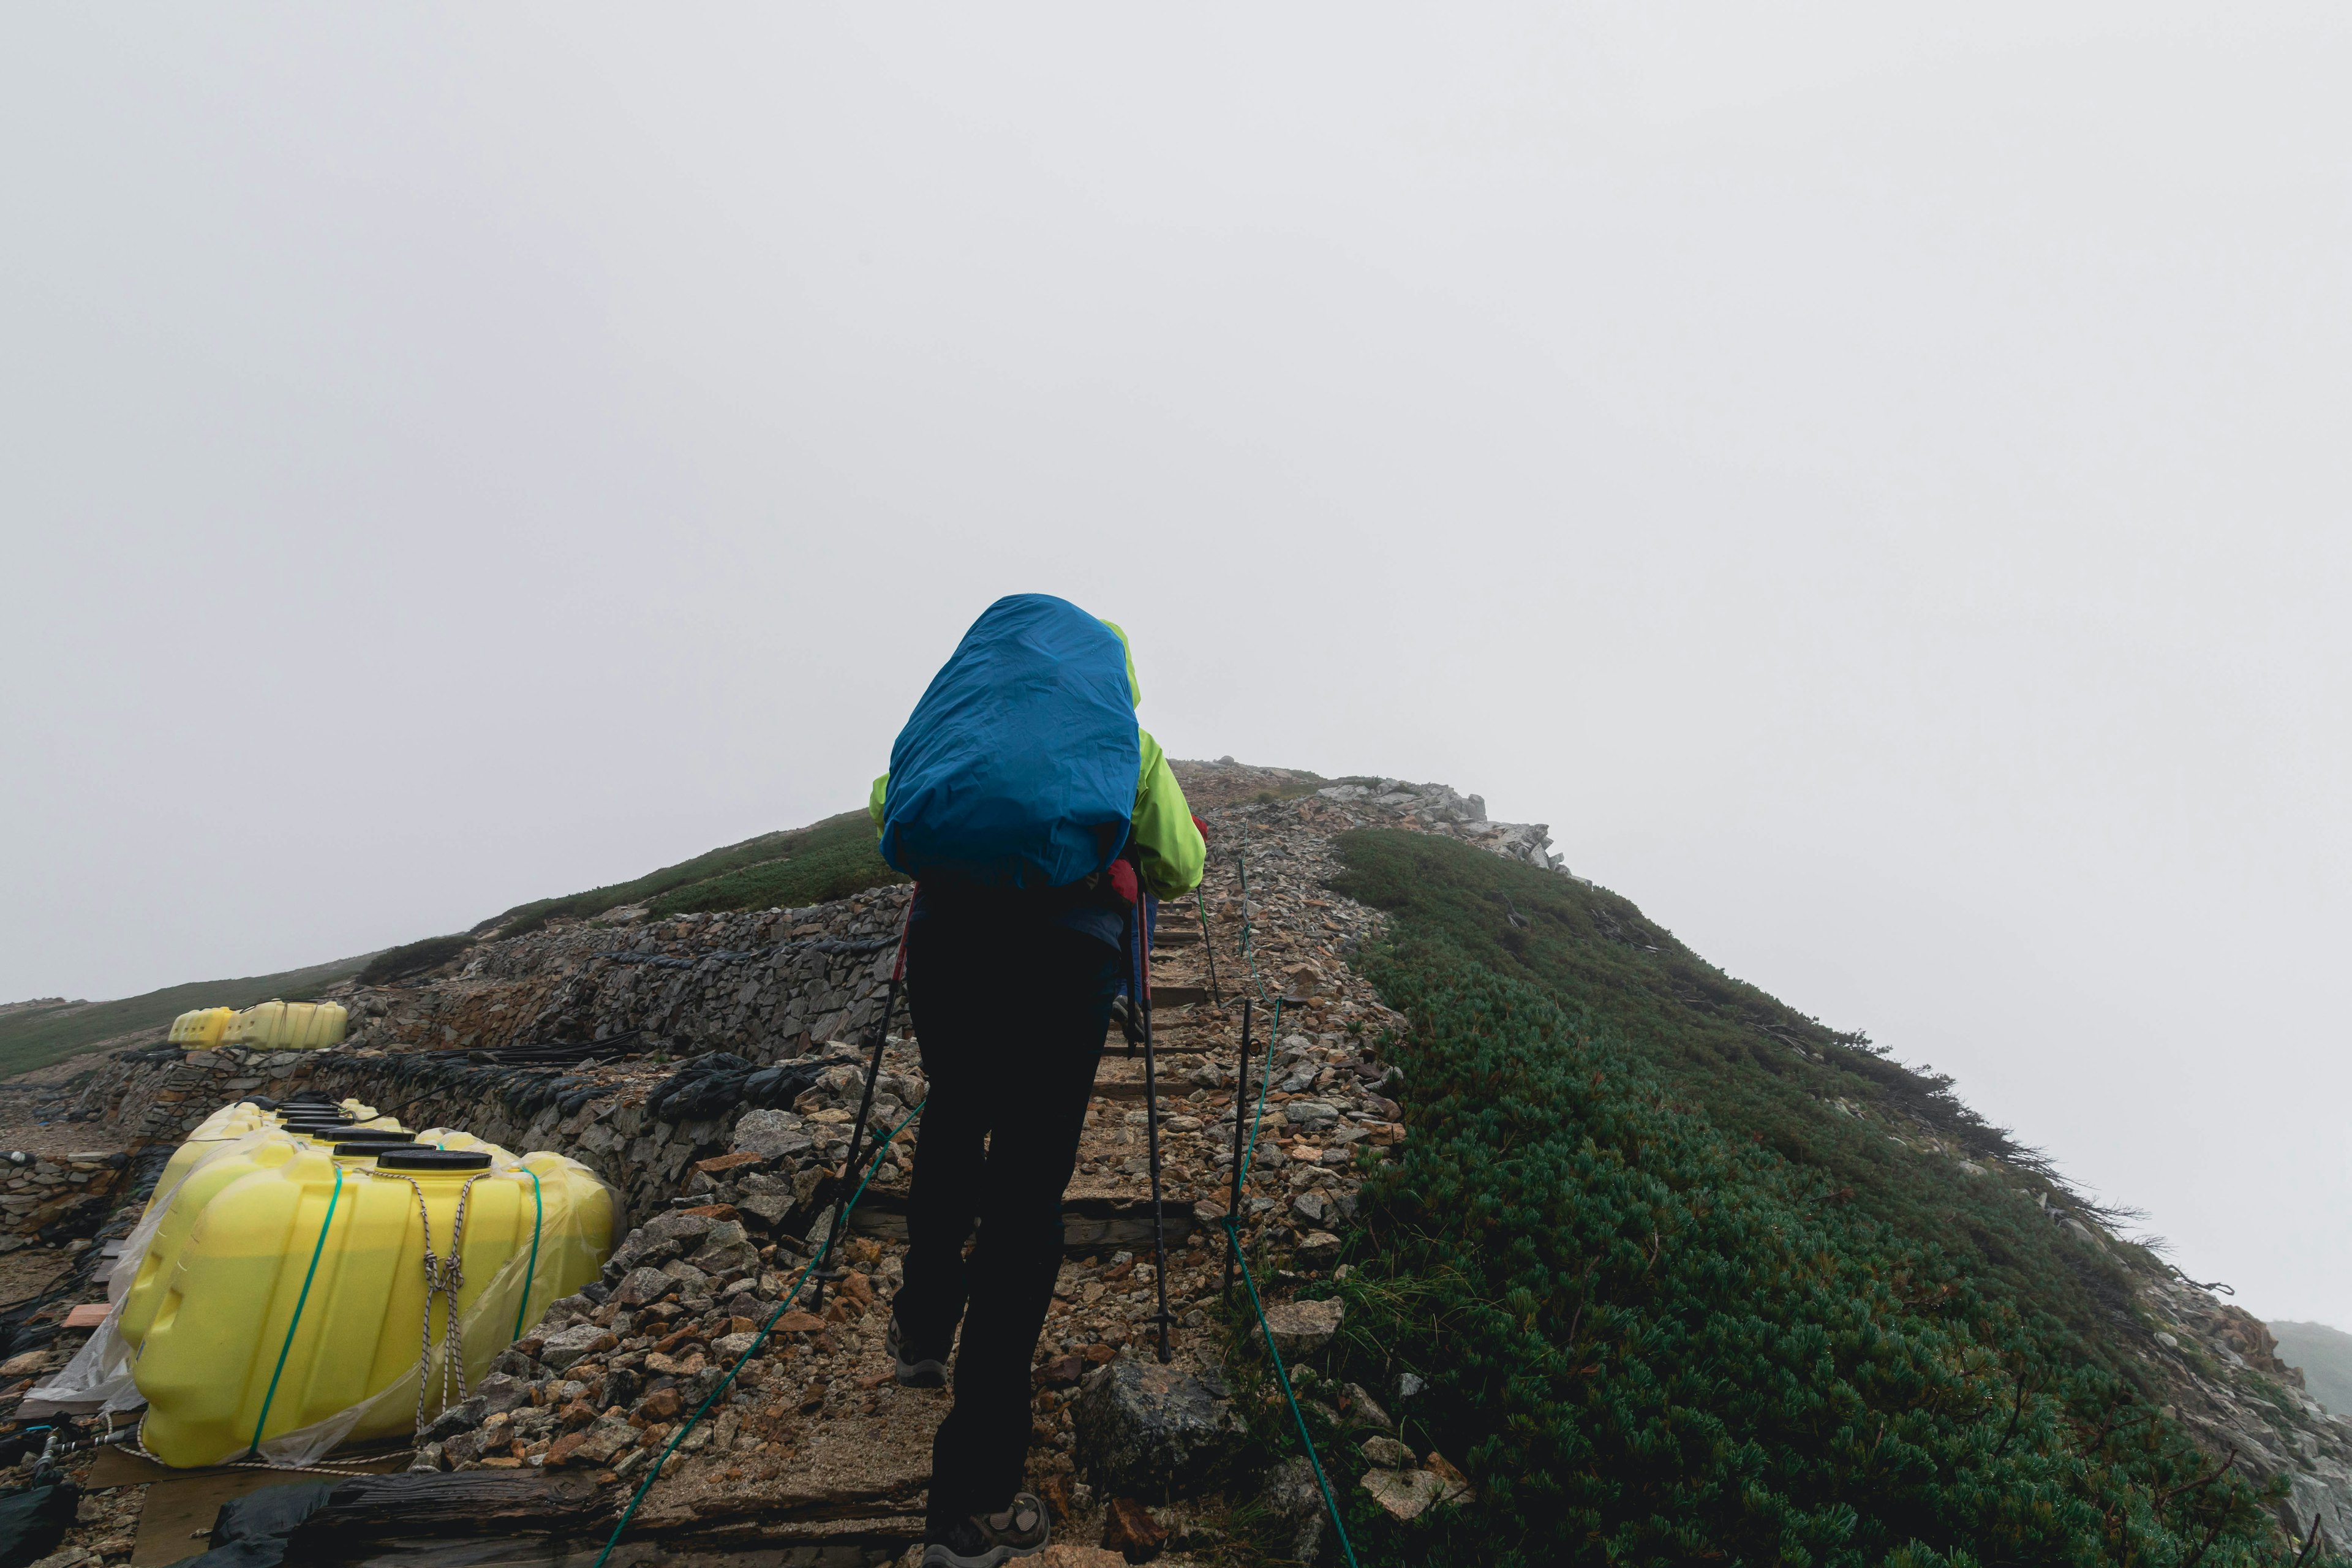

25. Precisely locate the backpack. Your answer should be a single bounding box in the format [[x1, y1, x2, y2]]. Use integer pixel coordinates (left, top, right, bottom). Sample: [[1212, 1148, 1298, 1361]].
[[879, 594, 1141, 889]]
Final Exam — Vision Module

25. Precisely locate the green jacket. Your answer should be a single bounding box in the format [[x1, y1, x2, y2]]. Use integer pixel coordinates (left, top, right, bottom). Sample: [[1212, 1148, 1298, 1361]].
[[868, 620, 1206, 899]]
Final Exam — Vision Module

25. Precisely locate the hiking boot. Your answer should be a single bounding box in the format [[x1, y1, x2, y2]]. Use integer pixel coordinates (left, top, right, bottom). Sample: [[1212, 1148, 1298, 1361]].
[[921, 1493, 1049, 1567], [888, 1313, 949, 1388]]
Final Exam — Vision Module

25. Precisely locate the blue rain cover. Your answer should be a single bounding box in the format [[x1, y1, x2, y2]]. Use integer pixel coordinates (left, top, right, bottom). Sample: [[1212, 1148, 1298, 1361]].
[[881, 594, 1141, 888]]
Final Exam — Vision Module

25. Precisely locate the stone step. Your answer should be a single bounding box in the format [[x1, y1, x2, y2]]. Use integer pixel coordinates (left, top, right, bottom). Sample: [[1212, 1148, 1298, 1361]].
[[847, 1193, 1202, 1253]]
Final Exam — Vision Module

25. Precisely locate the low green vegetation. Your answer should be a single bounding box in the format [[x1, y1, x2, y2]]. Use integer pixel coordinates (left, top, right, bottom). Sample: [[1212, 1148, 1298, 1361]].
[[0, 957, 368, 1081], [481, 810, 903, 938], [356, 933, 476, 987], [1295, 829, 2298, 1566]]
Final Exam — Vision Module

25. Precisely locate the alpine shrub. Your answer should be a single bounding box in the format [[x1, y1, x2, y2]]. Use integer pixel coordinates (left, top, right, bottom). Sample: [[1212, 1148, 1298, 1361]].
[[1310, 925, 2293, 1564]]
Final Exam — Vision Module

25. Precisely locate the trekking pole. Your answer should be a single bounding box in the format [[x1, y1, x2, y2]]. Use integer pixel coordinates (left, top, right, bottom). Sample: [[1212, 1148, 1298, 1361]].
[[1195, 885, 1222, 1010], [1224, 998, 1251, 1298], [812, 904, 911, 1310], [1128, 902, 1177, 1365]]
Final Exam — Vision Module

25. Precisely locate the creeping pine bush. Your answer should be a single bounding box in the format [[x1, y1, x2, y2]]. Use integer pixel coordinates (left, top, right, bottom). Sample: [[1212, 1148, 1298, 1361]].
[[1322, 936, 2293, 1568]]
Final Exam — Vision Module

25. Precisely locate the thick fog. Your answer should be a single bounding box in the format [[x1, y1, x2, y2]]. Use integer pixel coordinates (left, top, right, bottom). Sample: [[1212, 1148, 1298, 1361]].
[[4, 6, 2346, 1321]]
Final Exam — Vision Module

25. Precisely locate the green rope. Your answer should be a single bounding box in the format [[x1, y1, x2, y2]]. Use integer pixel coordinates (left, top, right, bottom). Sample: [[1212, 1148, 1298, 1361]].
[[1221, 826, 1357, 1564], [594, 1101, 925, 1568], [249, 1164, 344, 1457], [1238, 995, 1281, 1183], [1224, 1217, 1361, 1568], [509, 1167, 545, 1343]]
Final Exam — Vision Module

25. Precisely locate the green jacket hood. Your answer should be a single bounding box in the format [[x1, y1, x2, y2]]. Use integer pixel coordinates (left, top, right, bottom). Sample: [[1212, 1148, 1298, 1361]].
[[1098, 619, 1140, 708]]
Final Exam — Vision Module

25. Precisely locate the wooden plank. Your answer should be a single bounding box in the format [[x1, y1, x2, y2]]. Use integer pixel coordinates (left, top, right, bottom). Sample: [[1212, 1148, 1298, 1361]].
[[846, 1194, 1200, 1254], [282, 1471, 612, 1562]]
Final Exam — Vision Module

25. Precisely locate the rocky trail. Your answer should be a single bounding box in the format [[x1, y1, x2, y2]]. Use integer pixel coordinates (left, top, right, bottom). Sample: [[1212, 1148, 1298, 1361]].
[[0, 760, 2343, 1564]]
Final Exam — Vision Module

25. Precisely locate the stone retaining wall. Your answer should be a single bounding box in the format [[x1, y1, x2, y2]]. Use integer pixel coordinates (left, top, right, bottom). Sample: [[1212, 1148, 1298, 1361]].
[[341, 886, 910, 1060]]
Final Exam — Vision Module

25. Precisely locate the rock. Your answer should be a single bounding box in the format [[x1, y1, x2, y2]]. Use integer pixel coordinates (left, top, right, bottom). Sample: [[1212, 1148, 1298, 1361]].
[[1360, 1466, 1447, 1520], [1294, 1230, 1341, 1272], [547, 1414, 636, 1468], [1036, 1547, 1125, 1568], [774, 1310, 826, 1334], [408, 1441, 445, 1472], [612, 1267, 674, 1309], [713, 1331, 758, 1359], [737, 1190, 793, 1227], [1291, 1192, 1331, 1227], [420, 1400, 483, 1443], [0, 1352, 45, 1378], [1033, 1354, 1088, 1389], [733, 1109, 814, 1161], [1262, 1457, 1325, 1562], [1427, 1450, 1475, 1504], [1100, 1496, 1167, 1561], [471, 1373, 533, 1416], [1254, 1298, 1343, 1357], [1360, 1434, 1415, 1469], [1340, 1382, 1395, 1433], [1072, 1360, 1246, 1500], [537, 1324, 618, 1373]]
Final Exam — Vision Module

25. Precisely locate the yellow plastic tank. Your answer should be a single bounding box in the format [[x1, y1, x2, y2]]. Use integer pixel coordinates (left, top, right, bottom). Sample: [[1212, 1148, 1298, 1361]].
[[123, 1128, 401, 1348], [140, 1108, 276, 1221], [168, 1009, 235, 1049], [409, 1128, 513, 1159], [223, 1001, 348, 1051], [139, 1109, 404, 1232], [134, 1146, 613, 1468]]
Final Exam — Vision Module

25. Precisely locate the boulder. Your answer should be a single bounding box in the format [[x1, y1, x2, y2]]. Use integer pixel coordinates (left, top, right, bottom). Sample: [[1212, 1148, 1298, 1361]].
[[1262, 1457, 1325, 1563], [1100, 1496, 1167, 1561], [732, 1109, 814, 1161], [1254, 1298, 1343, 1357], [1072, 1360, 1246, 1501], [1360, 1466, 1447, 1521], [546, 1414, 636, 1469], [537, 1324, 617, 1373], [612, 1267, 674, 1310], [1294, 1230, 1341, 1272]]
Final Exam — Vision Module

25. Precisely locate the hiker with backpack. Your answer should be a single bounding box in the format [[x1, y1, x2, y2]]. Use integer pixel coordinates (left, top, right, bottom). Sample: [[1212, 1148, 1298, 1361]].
[[867, 594, 1206, 1568]]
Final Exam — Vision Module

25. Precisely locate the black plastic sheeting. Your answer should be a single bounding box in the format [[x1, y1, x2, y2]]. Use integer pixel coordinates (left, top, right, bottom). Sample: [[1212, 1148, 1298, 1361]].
[[643, 1054, 829, 1123], [0, 1479, 78, 1568], [162, 1480, 334, 1568]]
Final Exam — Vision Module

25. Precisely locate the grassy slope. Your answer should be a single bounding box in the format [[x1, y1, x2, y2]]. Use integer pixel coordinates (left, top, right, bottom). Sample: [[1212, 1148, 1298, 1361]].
[[1287, 829, 2293, 1565], [481, 809, 903, 938], [1328, 827, 2152, 1352], [0, 956, 369, 1080], [13, 808, 901, 1078]]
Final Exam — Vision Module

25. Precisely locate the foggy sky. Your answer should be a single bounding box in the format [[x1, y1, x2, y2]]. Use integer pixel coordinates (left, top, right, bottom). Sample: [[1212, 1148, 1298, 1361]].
[[5, 6, 2347, 1324]]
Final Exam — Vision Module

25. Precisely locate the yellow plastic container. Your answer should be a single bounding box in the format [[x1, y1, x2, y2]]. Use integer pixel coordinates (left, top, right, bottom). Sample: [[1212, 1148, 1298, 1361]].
[[140, 1109, 276, 1221], [147, 1101, 392, 1218], [168, 1009, 235, 1049], [134, 1147, 613, 1467], [223, 1001, 347, 1051], [124, 1132, 304, 1349], [410, 1128, 512, 1159], [264, 1099, 384, 1126]]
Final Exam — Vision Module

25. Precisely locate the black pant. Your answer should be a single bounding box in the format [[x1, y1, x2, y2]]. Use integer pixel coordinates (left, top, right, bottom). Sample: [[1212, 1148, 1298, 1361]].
[[900, 911, 1120, 1528]]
